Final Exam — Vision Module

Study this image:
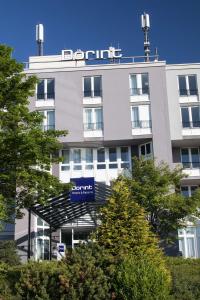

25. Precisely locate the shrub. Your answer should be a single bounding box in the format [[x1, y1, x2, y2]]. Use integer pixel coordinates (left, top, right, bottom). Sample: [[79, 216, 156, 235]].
[[0, 240, 20, 265], [0, 244, 112, 299], [113, 254, 171, 300], [167, 257, 200, 300]]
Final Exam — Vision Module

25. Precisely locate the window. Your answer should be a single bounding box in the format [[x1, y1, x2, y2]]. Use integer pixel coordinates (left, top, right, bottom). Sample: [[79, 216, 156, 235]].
[[39, 110, 55, 131], [37, 79, 55, 100], [139, 142, 153, 159], [83, 76, 102, 97], [178, 75, 198, 96], [181, 106, 200, 128], [120, 147, 130, 169], [73, 149, 82, 170], [60, 147, 131, 173], [61, 150, 70, 171], [131, 105, 151, 128], [84, 108, 103, 130], [181, 148, 200, 168], [181, 186, 198, 197], [85, 148, 93, 170], [130, 73, 149, 96], [109, 148, 117, 169], [97, 148, 106, 169]]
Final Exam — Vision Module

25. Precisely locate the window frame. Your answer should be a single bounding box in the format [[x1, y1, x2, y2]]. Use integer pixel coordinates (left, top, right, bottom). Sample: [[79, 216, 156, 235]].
[[36, 78, 55, 100], [178, 75, 198, 97], [83, 76, 102, 98], [129, 73, 149, 96]]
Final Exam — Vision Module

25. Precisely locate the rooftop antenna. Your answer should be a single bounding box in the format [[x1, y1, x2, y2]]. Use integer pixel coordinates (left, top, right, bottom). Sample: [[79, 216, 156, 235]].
[[36, 24, 44, 56], [141, 12, 150, 62]]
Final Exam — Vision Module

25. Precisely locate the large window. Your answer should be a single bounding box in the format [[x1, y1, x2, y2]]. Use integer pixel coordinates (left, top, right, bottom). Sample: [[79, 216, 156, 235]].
[[60, 147, 131, 172], [181, 186, 198, 197], [37, 79, 55, 100], [181, 148, 200, 168], [83, 76, 102, 97], [39, 110, 55, 131], [84, 107, 103, 130], [131, 105, 151, 128], [139, 142, 153, 159], [181, 106, 200, 128], [178, 75, 198, 96], [130, 73, 149, 96]]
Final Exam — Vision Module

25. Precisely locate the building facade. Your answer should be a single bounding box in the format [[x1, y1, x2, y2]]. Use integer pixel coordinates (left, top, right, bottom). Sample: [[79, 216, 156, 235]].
[[12, 51, 200, 260]]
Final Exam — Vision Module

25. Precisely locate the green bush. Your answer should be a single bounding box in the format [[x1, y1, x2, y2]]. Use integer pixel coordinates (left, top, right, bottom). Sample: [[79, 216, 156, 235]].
[[0, 240, 20, 265], [113, 254, 171, 300], [167, 257, 200, 300], [0, 244, 112, 300]]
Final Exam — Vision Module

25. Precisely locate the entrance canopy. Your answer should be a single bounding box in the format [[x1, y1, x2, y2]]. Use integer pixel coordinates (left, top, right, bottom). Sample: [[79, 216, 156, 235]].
[[31, 182, 111, 230]]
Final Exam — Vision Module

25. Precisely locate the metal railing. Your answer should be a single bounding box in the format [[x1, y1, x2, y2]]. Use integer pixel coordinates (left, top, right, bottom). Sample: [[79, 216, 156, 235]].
[[83, 90, 102, 98], [132, 120, 152, 129], [84, 122, 103, 131], [179, 89, 198, 96], [182, 161, 200, 168], [37, 93, 55, 100], [130, 87, 149, 96], [182, 121, 200, 128]]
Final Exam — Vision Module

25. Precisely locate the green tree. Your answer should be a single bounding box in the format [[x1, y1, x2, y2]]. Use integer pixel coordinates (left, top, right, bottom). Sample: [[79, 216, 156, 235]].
[[118, 157, 200, 242], [0, 45, 69, 223], [93, 179, 165, 263]]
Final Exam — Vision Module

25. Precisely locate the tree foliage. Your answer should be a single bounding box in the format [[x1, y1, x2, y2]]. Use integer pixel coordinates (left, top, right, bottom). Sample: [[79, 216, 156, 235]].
[[116, 158, 200, 242], [93, 179, 166, 265], [0, 45, 69, 222]]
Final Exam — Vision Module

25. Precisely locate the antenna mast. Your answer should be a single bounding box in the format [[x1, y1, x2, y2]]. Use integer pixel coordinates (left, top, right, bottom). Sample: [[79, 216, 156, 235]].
[[36, 24, 44, 56], [141, 13, 150, 62]]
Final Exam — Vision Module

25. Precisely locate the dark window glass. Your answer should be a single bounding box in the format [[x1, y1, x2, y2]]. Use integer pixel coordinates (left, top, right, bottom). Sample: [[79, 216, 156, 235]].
[[109, 163, 118, 169], [181, 149, 190, 168], [188, 76, 197, 95], [191, 186, 198, 194], [141, 145, 146, 156], [61, 166, 70, 171], [181, 186, 189, 197], [37, 217, 43, 226], [146, 143, 151, 155], [97, 164, 106, 169], [121, 147, 129, 161], [94, 77, 101, 97], [191, 148, 200, 168], [181, 107, 190, 128], [37, 80, 45, 99], [191, 107, 200, 127], [141, 73, 149, 94], [62, 150, 69, 164], [47, 79, 55, 99], [121, 163, 130, 169], [84, 77, 92, 97], [97, 149, 105, 162], [179, 76, 187, 96], [109, 148, 117, 162]]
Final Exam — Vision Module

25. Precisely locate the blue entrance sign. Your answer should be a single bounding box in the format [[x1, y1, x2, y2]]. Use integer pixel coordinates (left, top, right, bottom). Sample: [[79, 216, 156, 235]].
[[70, 177, 95, 202]]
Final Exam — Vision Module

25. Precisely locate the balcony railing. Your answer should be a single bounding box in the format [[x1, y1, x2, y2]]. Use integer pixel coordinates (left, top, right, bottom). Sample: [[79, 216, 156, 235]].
[[132, 120, 152, 129], [37, 93, 55, 100], [179, 89, 198, 96], [83, 90, 102, 98], [182, 161, 200, 169], [84, 122, 103, 131], [42, 125, 55, 131], [182, 121, 200, 128], [130, 87, 149, 96]]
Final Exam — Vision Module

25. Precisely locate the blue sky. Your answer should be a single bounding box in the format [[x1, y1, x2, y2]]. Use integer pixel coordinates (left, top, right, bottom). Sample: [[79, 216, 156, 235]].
[[0, 0, 199, 64]]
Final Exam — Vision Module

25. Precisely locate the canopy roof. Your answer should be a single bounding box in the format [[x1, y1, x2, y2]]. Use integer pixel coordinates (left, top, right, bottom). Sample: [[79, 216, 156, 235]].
[[31, 182, 111, 230]]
